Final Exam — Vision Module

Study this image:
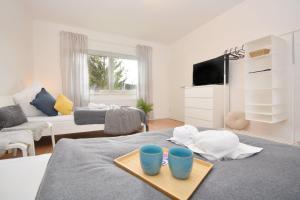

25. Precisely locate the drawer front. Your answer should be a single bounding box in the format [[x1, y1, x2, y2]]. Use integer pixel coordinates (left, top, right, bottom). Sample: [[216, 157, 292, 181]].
[[185, 117, 213, 128], [185, 87, 213, 98], [185, 108, 213, 121], [185, 98, 213, 109]]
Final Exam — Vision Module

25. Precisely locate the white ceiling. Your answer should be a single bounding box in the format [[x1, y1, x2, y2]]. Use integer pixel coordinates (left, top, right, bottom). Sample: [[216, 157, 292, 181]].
[[25, 0, 244, 44]]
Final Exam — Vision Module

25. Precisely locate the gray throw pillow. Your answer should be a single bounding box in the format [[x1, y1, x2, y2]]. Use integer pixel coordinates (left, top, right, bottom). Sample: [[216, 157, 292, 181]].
[[0, 105, 28, 130]]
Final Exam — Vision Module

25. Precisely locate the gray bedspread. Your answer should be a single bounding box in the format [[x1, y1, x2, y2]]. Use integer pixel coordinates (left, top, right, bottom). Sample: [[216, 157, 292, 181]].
[[74, 107, 147, 128], [74, 107, 106, 125], [104, 107, 143, 135], [36, 128, 300, 200]]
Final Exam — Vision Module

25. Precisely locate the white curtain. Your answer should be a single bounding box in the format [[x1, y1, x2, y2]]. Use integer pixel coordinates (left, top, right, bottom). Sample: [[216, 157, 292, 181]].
[[136, 45, 153, 105], [60, 31, 89, 106]]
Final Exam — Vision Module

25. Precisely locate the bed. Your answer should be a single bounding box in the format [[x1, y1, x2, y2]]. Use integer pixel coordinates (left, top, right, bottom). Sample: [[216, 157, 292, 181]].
[[1, 95, 147, 142], [1, 128, 300, 200]]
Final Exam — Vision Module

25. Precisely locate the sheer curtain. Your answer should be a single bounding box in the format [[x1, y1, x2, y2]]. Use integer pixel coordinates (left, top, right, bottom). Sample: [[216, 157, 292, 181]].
[[60, 31, 89, 106], [136, 44, 153, 104]]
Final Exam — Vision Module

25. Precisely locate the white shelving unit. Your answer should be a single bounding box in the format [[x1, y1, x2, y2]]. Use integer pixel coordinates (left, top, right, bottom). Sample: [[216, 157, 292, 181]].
[[244, 35, 288, 123]]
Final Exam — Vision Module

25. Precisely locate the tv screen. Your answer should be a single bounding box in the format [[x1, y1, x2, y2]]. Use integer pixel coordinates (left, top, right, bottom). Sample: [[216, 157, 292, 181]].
[[193, 55, 228, 86]]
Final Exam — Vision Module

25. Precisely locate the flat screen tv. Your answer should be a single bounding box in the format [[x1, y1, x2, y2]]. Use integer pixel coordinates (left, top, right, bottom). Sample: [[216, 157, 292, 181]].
[[193, 55, 229, 86]]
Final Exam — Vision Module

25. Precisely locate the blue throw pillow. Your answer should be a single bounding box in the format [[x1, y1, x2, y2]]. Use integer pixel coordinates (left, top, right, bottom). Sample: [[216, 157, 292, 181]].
[[30, 88, 58, 116]]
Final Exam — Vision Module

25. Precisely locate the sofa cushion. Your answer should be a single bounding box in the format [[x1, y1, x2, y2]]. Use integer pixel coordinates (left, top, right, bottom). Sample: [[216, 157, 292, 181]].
[[54, 94, 73, 115], [0, 105, 28, 130], [13, 85, 45, 117], [30, 88, 58, 116]]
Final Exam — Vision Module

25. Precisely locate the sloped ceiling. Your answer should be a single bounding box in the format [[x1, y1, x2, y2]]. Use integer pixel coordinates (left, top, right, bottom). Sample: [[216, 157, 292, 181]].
[[25, 0, 244, 43]]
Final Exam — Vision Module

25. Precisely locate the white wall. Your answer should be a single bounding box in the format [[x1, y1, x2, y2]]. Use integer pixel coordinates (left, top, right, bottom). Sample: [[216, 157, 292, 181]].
[[33, 20, 170, 119], [293, 31, 300, 145], [170, 0, 300, 144], [0, 0, 33, 95]]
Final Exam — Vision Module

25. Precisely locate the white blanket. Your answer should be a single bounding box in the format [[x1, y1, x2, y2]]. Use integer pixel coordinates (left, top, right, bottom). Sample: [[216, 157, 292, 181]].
[[168, 125, 263, 161]]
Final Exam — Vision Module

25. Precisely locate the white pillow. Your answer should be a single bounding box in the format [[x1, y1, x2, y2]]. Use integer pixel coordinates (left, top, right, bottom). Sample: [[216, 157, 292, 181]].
[[0, 96, 15, 107], [13, 85, 45, 117]]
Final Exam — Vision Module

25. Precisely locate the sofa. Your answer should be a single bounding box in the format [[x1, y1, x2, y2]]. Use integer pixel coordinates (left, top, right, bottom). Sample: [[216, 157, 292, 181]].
[[0, 95, 104, 138]]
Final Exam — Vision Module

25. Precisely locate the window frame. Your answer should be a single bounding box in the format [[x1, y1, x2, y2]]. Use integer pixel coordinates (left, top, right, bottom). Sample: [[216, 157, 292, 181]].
[[88, 50, 138, 95]]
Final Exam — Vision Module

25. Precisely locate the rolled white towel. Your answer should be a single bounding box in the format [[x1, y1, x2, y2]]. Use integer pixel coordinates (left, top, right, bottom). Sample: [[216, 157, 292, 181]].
[[170, 125, 198, 146], [169, 125, 263, 161]]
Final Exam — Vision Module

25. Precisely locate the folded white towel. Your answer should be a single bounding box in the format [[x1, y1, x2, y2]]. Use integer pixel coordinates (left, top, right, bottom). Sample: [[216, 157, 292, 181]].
[[169, 125, 263, 161]]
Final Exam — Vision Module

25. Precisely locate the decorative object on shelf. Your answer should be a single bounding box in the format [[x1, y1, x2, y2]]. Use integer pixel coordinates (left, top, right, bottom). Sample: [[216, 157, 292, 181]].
[[136, 98, 153, 118], [244, 35, 288, 123], [225, 112, 249, 130], [249, 48, 271, 58], [248, 68, 271, 74]]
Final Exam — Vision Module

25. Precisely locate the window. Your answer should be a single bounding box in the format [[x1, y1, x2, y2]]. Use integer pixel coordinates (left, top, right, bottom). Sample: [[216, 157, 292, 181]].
[[88, 51, 138, 95]]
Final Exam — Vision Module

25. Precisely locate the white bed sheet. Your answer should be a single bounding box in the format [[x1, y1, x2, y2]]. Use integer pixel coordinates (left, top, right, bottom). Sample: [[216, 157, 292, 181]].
[[0, 154, 50, 200]]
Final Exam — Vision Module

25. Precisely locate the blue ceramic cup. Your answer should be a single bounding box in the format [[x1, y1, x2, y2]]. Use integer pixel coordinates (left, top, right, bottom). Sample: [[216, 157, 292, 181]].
[[140, 144, 163, 176], [168, 147, 193, 180]]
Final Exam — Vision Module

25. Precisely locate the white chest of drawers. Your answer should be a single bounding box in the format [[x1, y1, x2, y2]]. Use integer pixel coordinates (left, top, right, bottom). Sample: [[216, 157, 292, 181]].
[[184, 85, 224, 128]]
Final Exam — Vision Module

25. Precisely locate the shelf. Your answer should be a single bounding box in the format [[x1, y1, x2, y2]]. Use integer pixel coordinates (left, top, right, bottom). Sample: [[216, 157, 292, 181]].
[[245, 88, 284, 91], [245, 111, 284, 115], [245, 117, 284, 124], [246, 36, 272, 46], [245, 35, 288, 124], [245, 103, 285, 106], [246, 112, 287, 124]]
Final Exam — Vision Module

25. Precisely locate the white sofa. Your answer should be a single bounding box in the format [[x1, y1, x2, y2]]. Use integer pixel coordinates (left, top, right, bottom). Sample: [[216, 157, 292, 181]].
[[0, 96, 104, 138]]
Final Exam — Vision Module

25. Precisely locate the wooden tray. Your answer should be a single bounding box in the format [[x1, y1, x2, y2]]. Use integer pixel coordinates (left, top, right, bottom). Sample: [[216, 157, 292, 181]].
[[114, 148, 213, 200]]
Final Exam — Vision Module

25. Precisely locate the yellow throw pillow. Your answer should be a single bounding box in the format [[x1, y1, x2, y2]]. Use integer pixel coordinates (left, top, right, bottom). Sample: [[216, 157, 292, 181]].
[[54, 94, 73, 115]]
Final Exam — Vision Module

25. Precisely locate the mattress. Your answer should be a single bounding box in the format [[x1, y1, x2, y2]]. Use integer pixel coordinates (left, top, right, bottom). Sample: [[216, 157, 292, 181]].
[[27, 115, 74, 122], [0, 154, 51, 200], [36, 128, 300, 200]]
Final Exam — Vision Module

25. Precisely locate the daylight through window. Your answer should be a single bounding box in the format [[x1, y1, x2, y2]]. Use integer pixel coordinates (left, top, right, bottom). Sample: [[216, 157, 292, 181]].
[[88, 52, 138, 94]]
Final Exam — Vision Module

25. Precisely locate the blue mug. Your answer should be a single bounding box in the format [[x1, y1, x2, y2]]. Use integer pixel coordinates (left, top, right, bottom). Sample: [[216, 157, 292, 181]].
[[140, 144, 163, 176], [168, 147, 193, 180]]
